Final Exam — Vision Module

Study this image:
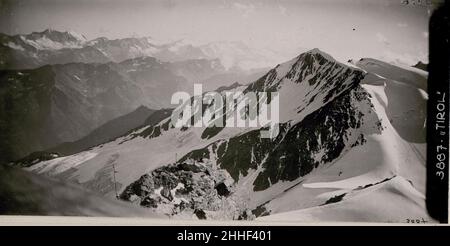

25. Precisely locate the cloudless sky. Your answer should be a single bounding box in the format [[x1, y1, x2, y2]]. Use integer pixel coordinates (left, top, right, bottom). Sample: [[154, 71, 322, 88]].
[[0, 0, 434, 64]]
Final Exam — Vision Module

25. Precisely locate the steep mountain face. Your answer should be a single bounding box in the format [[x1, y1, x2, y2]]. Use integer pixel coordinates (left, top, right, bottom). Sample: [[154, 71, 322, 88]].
[[1, 66, 60, 164], [23, 49, 431, 222]]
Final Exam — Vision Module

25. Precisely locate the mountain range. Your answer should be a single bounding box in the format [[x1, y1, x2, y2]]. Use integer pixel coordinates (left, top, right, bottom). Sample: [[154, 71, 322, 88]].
[[0, 30, 267, 163], [19, 48, 431, 222], [0, 29, 286, 71]]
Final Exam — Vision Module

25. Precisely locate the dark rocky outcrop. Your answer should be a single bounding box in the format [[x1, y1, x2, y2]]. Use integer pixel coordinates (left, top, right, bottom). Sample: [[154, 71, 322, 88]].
[[120, 161, 234, 216]]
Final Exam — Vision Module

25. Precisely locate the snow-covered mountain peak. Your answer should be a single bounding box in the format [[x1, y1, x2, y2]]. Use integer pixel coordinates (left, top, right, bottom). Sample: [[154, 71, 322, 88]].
[[242, 48, 365, 125], [20, 29, 87, 50], [33, 29, 86, 43], [67, 30, 87, 42], [303, 48, 336, 61]]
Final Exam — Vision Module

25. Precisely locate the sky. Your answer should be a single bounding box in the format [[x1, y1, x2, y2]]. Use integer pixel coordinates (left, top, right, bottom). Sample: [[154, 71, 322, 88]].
[[0, 0, 435, 65]]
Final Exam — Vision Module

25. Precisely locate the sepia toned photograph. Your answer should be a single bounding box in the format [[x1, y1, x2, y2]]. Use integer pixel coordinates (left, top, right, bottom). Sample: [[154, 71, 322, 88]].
[[0, 0, 444, 224]]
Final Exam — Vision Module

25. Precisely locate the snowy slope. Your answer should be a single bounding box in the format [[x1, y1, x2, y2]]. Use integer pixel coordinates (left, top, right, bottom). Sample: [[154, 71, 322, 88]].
[[258, 177, 432, 223], [0, 165, 162, 217], [256, 58, 430, 223], [355, 58, 428, 91]]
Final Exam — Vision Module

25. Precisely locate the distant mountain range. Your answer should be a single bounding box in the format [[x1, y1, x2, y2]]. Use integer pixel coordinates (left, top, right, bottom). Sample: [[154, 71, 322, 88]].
[[0, 29, 287, 71]]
